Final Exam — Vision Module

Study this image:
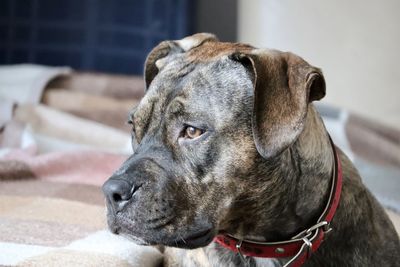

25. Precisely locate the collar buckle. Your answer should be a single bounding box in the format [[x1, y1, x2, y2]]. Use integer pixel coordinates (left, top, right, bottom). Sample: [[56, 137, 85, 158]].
[[292, 221, 330, 240], [306, 221, 329, 235]]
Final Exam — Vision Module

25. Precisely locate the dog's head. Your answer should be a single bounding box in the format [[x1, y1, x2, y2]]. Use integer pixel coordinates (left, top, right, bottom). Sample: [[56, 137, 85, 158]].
[[102, 33, 325, 248]]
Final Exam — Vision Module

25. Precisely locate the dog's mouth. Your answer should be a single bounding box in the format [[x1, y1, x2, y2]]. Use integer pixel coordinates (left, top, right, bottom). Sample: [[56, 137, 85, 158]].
[[167, 228, 215, 249], [109, 217, 215, 249], [106, 204, 216, 249]]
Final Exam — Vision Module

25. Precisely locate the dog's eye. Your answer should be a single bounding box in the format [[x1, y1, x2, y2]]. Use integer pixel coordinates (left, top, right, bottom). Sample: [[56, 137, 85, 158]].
[[183, 126, 204, 139]]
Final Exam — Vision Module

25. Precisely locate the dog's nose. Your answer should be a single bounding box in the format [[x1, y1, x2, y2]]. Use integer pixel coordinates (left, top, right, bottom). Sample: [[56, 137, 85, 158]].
[[102, 179, 135, 212]]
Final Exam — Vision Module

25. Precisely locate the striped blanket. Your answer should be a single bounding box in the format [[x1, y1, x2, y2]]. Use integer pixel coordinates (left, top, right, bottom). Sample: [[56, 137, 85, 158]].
[[0, 151, 162, 267], [0, 65, 162, 266]]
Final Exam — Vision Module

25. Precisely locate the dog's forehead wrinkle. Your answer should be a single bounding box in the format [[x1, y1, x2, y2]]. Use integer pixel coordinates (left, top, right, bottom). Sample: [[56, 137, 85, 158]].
[[142, 62, 196, 117], [135, 71, 189, 140], [166, 98, 186, 116], [140, 64, 247, 135], [179, 60, 253, 128], [147, 58, 252, 128]]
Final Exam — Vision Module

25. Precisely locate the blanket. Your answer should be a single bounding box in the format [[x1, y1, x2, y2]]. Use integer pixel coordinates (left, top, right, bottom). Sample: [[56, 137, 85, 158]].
[[0, 153, 162, 267], [0, 65, 162, 266], [0, 64, 398, 266]]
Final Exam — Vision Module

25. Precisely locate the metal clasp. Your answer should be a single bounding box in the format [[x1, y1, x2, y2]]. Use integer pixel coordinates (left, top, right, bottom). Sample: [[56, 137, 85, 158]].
[[293, 220, 332, 240], [305, 221, 330, 235], [302, 236, 313, 259]]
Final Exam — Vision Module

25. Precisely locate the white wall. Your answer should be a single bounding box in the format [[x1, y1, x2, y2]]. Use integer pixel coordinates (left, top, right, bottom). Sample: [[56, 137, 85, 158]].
[[238, 0, 400, 129]]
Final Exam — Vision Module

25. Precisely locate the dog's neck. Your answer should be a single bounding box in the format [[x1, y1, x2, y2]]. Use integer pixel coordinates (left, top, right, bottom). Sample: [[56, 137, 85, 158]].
[[286, 105, 334, 230], [240, 105, 334, 242]]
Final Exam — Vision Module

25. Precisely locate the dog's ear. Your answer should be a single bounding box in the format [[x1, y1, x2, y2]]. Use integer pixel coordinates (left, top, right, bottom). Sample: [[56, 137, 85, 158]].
[[230, 50, 326, 158], [144, 33, 218, 89]]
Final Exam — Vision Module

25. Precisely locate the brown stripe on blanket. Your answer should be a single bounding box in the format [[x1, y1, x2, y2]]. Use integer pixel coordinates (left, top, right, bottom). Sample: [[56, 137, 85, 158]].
[[45, 72, 145, 100], [14, 104, 130, 152], [0, 180, 104, 206], [0, 218, 100, 247], [42, 89, 138, 131], [0, 196, 106, 229], [0, 161, 36, 180], [19, 250, 132, 267]]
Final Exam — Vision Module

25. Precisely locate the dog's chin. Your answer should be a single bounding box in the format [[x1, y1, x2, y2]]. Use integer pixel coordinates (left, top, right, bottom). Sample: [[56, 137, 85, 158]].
[[109, 222, 215, 249], [163, 228, 216, 249], [108, 223, 151, 246], [119, 232, 151, 246]]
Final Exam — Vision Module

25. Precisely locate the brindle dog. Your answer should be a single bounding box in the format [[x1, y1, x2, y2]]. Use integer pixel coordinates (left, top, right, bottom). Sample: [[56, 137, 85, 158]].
[[103, 33, 400, 267]]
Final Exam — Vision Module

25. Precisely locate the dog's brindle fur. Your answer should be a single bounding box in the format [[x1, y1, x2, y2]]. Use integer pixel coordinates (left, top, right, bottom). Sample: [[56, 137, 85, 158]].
[[103, 33, 400, 267]]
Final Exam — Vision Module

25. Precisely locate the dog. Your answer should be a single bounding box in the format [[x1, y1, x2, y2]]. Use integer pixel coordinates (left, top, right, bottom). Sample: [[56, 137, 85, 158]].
[[102, 33, 400, 267]]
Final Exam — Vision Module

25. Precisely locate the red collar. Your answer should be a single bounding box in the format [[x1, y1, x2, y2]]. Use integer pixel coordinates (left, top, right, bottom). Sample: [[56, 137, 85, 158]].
[[214, 137, 343, 267]]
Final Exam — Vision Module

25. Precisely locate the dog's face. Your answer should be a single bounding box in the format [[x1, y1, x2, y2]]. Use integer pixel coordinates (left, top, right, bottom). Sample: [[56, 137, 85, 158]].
[[103, 33, 325, 249]]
